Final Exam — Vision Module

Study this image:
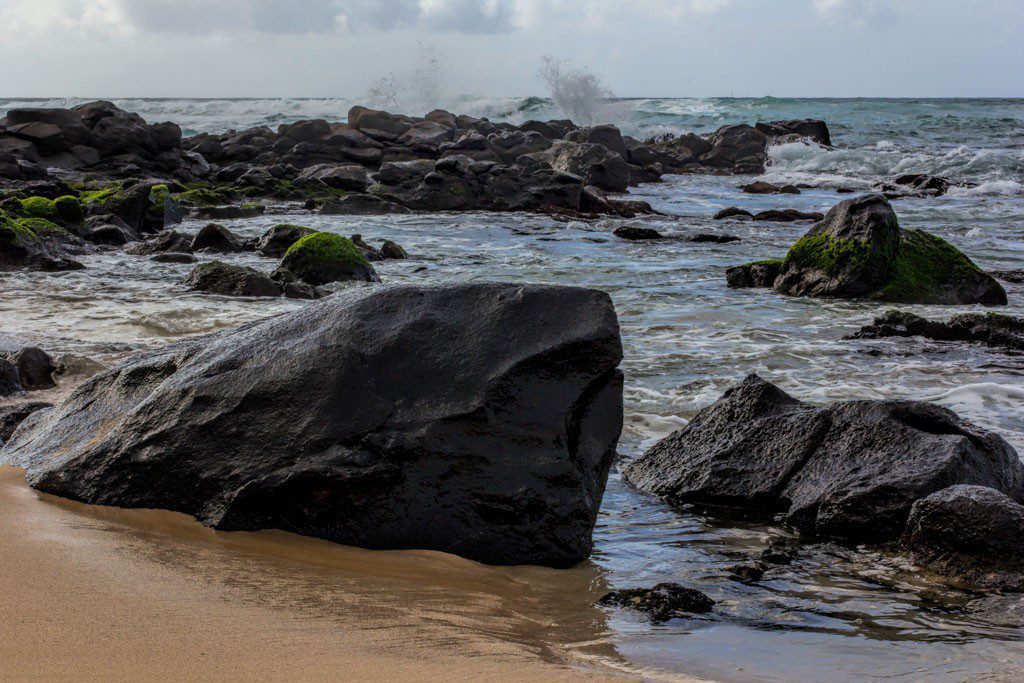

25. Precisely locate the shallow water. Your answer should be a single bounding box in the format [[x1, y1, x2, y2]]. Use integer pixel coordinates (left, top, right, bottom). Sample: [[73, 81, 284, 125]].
[[2, 97, 1024, 680]]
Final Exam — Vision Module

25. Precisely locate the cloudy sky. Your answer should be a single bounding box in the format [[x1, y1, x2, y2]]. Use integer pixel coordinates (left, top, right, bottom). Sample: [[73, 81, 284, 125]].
[[0, 0, 1020, 97]]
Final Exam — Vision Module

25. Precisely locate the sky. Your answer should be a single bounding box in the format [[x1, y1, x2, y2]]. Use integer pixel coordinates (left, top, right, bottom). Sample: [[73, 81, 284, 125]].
[[0, 0, 1021, 98]]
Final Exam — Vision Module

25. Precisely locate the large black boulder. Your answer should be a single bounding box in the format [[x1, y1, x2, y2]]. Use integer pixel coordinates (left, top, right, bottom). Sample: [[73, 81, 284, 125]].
[[905, 485, 1024, 591], [623, 374, 1023, 543], [1, 283, 624, 567]]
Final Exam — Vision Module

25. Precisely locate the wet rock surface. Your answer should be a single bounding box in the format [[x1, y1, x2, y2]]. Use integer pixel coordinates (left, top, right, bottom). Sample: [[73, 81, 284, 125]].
[[849, 310, 1024, 352], [623, 374, 1024, 543], [904, 485, 1024, 591], [599, 583, 715, 622], [1, 283, 624, 567]]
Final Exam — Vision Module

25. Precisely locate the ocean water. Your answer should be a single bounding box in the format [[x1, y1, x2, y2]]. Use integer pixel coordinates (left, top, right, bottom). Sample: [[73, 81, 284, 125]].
[[2, 97, 1023, 680]]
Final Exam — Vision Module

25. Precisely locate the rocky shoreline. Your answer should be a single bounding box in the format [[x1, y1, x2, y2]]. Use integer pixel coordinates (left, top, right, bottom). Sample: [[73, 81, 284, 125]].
[[2, 101, 1023, 629]]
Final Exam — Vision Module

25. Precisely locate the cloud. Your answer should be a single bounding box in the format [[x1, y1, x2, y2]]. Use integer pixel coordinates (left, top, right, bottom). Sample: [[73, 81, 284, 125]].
[[0, 0, 524, 37], [812, 0, 892, 24]]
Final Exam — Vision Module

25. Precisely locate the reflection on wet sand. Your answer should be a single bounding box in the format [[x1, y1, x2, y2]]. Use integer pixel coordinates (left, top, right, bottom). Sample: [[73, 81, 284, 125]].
[[0, 466, 657, 682]]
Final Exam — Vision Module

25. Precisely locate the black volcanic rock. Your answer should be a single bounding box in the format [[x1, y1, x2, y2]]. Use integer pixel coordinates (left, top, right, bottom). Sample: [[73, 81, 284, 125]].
[[623, 374, 1023, 543], [850, 310, 1024, 352], [2, 283, 624, 567], [599, 583, 714, 622], [905, 485, 1024, 591]]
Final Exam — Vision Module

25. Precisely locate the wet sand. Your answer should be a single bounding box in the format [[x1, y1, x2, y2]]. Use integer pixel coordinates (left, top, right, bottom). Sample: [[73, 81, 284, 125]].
[[0, 466, 645, 682]]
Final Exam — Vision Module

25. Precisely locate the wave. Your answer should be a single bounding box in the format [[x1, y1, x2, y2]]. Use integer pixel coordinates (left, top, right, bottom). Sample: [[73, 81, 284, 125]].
[[764, 139, 1024, 191]]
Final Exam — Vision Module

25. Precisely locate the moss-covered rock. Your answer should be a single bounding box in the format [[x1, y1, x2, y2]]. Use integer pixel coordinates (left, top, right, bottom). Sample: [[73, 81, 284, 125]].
[[0, 210, 83, 271], [276, 232, 380, 285], [19, 196, 61, 222], [772, 194, 1005, 305], [53, 195, 85, 226], [726, 259, 783, 288]]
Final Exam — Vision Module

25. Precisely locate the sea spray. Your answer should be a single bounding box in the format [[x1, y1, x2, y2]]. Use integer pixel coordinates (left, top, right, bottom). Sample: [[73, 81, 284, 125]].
[[538, 56, 615, 126], [365, 41, 447, 116]]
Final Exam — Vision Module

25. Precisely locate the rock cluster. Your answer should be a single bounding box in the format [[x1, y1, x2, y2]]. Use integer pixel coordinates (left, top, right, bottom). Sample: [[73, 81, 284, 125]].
[[0, 102, 208, 181], [624, 374, 1023, 543]]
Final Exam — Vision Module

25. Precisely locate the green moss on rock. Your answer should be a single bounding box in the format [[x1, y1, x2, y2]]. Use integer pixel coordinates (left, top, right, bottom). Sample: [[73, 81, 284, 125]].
[[876, 229, 1003, 304], [279, 232, 379, 285], [19, 197, 60, 221], [53, 196, 85, 226], [174, 185, 237, 207]]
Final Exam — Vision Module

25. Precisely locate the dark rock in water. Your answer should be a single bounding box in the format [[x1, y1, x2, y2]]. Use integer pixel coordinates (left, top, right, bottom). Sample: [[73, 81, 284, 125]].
[[614, 226, 663, 240], [701, 124, 768, 174], [256, 224, 318, 258], [755, 120, 832, 146], [623, 374, 1024, 543], [893, 173, 952, 197], [741, 181, 800, 195], [689, 233, 740, 244], [991, 269, 1024, 284], [753, 209, 824, 222], [180, 260, 282, 298], [124, 230, 193, 255], [904, 485, 1024, 591], [316, 194, 411, 215], [83, 214, 138, 246], [0, 358, 23, 396], [351, 234, 383, 261], [599, 583, 715, 622], [850, 310, 1024, 352], [380, 240, 408, 260], [1, 283, 624, 567], [275, 232, 380, 285], [150, 252, 197, 264], [1, 347, 56, 390], [268, 268, 323, 300], [727, 563, 767, 581], [760, 540, 798, 565], [714, 207, 754, 220], [194, 204, 265, 220], [773, 194, 1006, 305], [549, 142, 631, 193], [726, 260, 783, 288], [190, 223, 243, 253], [0, 402, 52, 442]]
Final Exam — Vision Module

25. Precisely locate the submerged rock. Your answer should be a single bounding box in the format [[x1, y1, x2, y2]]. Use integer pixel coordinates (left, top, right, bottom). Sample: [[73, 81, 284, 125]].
[[726, 260, 783, 288], [150, 252, 197, 264], [623, 374, 1023, 543], [599, 584, 715, 622], [613, 225, 663, 240], [904, 485, 1024, 591], [180, 261, 282, 298], [2, 283, 624, 567], [275, 232, 379, 285], [752, 209, 823, 222], [741, 181, 800, 195], [689, 233, 741, 244], [772, 195, 1006, 305], [849, 310, 1024, 352], [714, 207, 754, 220], [124, 230, 193, 255], [256, 224, 318, 258], [190, 223, 243, 253]]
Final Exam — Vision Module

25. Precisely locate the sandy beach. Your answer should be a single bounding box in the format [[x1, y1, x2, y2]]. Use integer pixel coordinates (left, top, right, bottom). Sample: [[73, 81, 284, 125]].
[[0, 466, 639, 682]]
